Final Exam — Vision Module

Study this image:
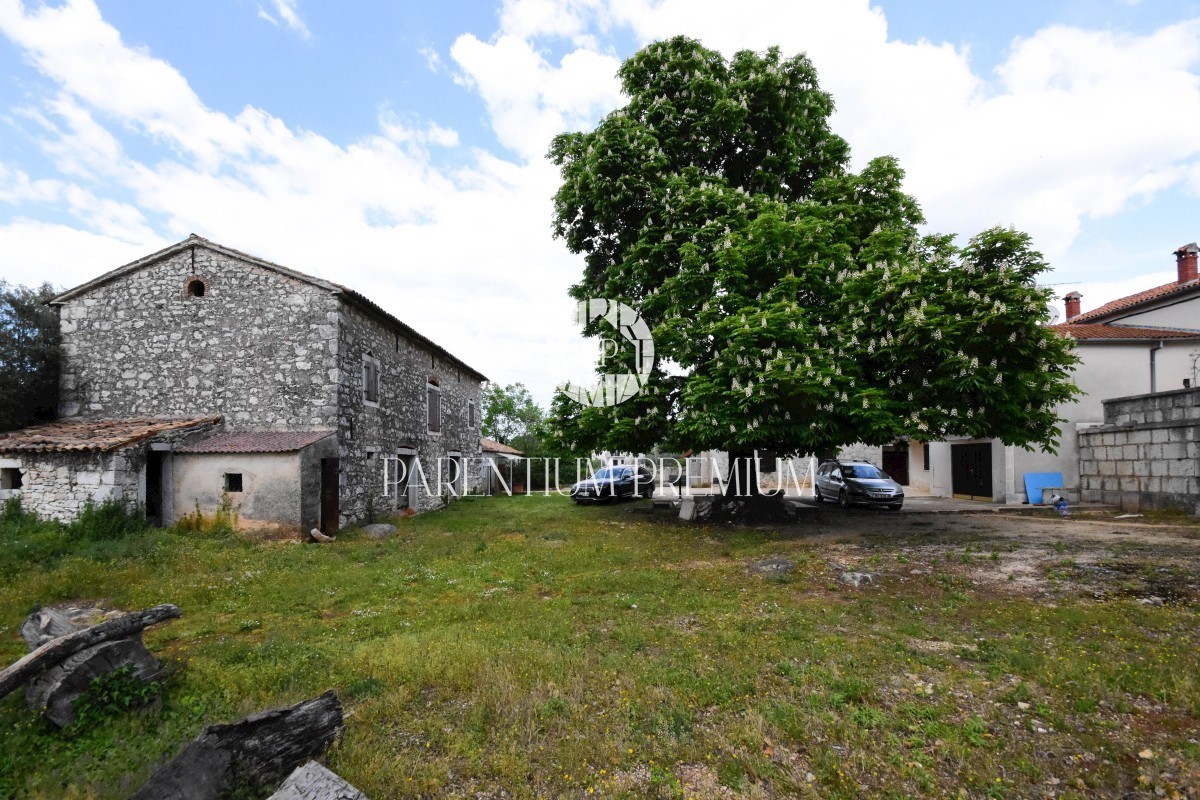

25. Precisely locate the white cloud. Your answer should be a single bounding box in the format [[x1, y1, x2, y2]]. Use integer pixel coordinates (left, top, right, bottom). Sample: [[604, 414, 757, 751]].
[[0, 0, 593, 400], [258, 0, 311, 40], [455, 0, 1200, 264]]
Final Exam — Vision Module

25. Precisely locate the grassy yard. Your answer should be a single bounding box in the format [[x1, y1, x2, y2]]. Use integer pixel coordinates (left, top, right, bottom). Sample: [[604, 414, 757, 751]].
[[1, 496, 1198, 799]]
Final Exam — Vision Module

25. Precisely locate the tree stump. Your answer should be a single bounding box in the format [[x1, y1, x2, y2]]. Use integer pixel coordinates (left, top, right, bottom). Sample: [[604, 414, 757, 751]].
[[268, 761, 368, 800], [130, 691, 345, 800], [5, 606, 174, 727]]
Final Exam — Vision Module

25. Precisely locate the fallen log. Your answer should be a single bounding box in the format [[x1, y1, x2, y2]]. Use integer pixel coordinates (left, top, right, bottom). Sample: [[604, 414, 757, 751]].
[[0, 604, 180, 702], [130, 691, 345, 800], [268, 761, 368, 800]]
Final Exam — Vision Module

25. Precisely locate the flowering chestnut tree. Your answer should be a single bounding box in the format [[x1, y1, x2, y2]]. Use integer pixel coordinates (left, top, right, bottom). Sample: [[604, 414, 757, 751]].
[[546, 36, 1078, 474]]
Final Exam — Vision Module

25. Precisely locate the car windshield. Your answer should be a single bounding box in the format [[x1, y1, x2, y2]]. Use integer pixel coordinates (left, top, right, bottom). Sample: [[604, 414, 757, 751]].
[[842, 465, 886, 479], [590, 468, 618, 480]]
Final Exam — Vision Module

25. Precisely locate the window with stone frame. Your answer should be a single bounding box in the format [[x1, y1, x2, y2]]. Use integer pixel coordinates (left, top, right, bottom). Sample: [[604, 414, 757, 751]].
[[468, 399, 476, 428], [427, 381, 441, 434], [362, 352, 380, 406]]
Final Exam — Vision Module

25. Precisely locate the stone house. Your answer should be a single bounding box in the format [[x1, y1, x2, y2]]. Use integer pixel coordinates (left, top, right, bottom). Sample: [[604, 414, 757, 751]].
[[917, 242, 1200, 504], [0, 235, 486, 534]]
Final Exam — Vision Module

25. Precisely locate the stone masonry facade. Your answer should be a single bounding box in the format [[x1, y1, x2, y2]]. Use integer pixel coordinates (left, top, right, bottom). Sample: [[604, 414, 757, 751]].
[[50, 236, 485, 527], [1078, 387, 1200, 515]]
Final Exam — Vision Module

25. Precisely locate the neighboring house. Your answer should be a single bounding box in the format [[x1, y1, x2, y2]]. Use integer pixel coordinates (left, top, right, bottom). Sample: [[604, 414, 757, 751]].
[[920, 242, 1200, 503], [0, 235, 486, 533], [479, 437, 524, 495]]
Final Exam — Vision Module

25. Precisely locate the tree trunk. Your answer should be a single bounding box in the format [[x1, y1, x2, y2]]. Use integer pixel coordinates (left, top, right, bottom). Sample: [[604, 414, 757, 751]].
[[268, 761, 368, 800], [724, 449, 761, 498], [27, 637, 163, 727], [0, 604, 180, 702], [130, 691, 345, 800]]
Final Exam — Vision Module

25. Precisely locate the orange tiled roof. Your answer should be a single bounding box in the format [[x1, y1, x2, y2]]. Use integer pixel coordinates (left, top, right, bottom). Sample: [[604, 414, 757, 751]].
[[1068, 277, 1200, 324], [0, 417, 221, 454], [1051, 324, 1200, 341], [177, 430, 334, 453], [481, 437, 523, 456]]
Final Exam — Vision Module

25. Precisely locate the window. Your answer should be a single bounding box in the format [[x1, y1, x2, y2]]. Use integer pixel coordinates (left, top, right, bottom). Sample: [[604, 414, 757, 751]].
[[922, 443, 930, 470], [1, 468, 23, 490], [427, 381, 441, 433], [362, 352, 380, 405], [185, 277, 206, 298], [224, 473, 243, 493], [468, 399, 476, 428]]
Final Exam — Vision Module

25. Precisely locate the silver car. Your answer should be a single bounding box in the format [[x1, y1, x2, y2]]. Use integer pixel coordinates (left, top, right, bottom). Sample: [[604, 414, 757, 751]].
[[814, 460, 904, 510]]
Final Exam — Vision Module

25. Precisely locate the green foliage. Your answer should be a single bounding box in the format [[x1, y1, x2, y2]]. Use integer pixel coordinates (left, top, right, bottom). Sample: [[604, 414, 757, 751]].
[[67, 499, 149, 541], [69, 666, 161, 735], [547, 36, 1079, 458], [481, 382, 544, 453], [0, 281, 61, 433]]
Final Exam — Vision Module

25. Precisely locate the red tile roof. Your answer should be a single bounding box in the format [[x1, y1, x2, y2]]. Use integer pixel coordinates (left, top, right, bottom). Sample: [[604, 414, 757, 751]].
[[176, 430, 334, 454], [1051, 324, 1200, 341], [1067, 277, 1200, 324], [481, 437, 523, 456], [0, 417, 221, 454]]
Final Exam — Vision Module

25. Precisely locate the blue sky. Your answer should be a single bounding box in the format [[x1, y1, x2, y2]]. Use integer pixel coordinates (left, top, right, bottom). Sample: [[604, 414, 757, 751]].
[[2, 0, 1199, 400]]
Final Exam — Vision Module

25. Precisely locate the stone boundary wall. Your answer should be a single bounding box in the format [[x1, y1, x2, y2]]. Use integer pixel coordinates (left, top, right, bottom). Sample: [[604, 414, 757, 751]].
[[1078, 387, 1200, 514]]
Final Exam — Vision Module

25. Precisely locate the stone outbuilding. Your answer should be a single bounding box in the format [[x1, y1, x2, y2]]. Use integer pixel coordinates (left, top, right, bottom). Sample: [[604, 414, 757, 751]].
[[0, 417, 221, 523], [2, 234, 487, 533]]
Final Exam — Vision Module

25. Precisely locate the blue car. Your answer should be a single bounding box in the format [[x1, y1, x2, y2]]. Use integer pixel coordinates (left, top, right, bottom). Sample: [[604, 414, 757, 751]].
[[570, 466, 655, 503]]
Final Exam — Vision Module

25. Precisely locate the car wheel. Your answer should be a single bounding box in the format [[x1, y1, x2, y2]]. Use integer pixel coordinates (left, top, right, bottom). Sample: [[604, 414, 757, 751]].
[[641, 487, 653, 499], [838, 490, 849, 510], [813, 486, 823, 503]]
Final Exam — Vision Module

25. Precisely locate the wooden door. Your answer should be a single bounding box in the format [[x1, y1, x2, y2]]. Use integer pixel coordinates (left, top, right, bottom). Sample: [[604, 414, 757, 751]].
[[882, 449, 909, 486], [951, 443, 992, 501], [320, 458, 340, 533]]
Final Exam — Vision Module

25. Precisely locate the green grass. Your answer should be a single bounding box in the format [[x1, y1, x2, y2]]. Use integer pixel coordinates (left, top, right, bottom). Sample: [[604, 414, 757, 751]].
[[1, 495, 1198, 798]]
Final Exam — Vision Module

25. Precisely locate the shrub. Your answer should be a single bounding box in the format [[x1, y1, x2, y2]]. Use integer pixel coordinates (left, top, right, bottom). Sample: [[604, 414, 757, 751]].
[[67, 499, 149, 541], [69, 666, 160, 735]]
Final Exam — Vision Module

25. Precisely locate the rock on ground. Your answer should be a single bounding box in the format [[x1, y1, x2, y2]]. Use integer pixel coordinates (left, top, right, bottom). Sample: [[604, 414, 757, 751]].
[[361, 523, 397, 539], [268, 761, 368, 800]]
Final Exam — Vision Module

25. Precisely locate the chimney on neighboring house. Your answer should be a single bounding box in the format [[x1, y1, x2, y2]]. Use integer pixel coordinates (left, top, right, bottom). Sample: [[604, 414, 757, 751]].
[[1176, 242, 1199, 284], [1064, 291, 1082, 320]]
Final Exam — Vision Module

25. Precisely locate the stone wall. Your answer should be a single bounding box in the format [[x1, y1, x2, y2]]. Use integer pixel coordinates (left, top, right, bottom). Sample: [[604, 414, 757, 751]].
[[58, 244, 340, 428], [1078, 387, 1200, 514], [0, 451, 133, 522], [334, 302, 484, 523]]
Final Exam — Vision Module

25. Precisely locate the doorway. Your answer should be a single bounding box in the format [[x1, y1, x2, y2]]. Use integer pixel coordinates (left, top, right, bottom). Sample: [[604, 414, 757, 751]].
[[320, 458, 340, 533], [145, 451, 164, 526], [881, 446, 909, 486], [951, 443, 992, 501]]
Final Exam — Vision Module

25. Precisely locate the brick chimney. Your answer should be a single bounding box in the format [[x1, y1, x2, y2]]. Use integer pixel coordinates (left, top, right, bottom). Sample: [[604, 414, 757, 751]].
[[1176, 242, 1199, 284], [1064, 291, 1082, 320]]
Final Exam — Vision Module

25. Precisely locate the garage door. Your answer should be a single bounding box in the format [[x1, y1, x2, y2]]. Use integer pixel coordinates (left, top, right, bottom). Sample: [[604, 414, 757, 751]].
[[951, 443, 992, 501]]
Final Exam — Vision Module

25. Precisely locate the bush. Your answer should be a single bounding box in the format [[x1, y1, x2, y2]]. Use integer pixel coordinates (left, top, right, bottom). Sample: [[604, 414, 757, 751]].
[[69, 666, 160, 735], [1, 495, 39, 528], [67, 499, 149, 541]]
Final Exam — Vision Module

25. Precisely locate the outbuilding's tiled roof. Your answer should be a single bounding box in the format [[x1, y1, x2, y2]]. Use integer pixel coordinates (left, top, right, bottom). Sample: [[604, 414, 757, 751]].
[[481, 437, 523, 456], [1067, 278, 1200, 324], [176, 430, 334, 454], [1052, 324, 1200, 340], [0, 417, 221, 454]]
